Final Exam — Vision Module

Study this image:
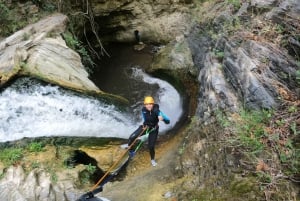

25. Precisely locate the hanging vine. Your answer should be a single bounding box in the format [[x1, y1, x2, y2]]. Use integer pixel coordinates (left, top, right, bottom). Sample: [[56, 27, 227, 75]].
[[58, 0, 109, 58]]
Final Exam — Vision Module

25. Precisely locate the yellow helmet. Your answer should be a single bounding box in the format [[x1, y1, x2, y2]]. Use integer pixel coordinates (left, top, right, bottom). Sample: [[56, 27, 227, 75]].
[[144, 96, 155, 104]]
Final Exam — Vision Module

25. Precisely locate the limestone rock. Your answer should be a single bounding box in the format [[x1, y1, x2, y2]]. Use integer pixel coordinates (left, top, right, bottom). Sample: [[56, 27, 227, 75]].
[[0, 165, 82, 201], [150, 37, 197, 77], [197, 52, 239, 119], [24, 37, 100, 93], [251, 0, 277, 8], [80, 146, 125, 171], [90, 0, 192, 43], [0, 13, 128, 104], [148, 36, 199, 113]]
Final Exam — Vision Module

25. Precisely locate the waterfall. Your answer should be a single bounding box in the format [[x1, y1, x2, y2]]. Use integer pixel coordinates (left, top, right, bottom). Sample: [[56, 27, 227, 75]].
[[0, 72, 182, 142]]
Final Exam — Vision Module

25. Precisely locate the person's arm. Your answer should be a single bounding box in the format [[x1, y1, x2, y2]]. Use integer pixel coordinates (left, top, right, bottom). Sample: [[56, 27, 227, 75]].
[[158, 111, 170, 124]]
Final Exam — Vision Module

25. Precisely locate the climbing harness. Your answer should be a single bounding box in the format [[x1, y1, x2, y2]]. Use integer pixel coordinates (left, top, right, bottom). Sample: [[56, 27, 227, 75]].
[[76, 126, 156, 200]]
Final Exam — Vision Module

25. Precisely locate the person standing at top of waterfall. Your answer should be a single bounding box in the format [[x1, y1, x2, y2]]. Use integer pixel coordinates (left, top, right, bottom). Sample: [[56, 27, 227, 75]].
[[127, 96, 170, 167]]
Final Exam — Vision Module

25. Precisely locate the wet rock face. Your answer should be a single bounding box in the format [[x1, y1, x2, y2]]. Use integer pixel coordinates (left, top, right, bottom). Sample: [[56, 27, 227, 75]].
[[90, 0, 193, 43]]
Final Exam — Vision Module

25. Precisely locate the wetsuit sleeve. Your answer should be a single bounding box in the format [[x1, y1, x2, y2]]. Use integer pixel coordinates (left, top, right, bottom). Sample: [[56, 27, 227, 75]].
[[142, 110, 146, 122], [158, 111, 170, 124]]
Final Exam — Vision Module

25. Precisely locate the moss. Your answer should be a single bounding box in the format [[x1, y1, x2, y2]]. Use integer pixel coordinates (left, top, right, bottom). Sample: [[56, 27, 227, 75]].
[[229, 177, 259, 197]]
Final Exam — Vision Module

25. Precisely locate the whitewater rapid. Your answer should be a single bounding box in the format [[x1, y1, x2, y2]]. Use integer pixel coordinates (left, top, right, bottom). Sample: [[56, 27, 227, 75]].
[[0, 70, 182, 142]]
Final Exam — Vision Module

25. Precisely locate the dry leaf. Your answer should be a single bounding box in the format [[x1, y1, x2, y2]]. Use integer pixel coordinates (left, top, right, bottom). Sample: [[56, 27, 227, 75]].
[[256, 160, 269, 172]]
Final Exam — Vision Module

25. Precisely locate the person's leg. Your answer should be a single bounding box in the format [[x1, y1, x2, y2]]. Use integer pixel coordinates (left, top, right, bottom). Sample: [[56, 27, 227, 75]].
[[128, 125, 144, 146], [148, 128, 158, 160]]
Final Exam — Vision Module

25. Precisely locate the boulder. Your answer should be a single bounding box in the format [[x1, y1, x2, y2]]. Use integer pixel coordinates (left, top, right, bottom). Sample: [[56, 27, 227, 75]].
[[150, 37, 197, 78], [147, 36, 199, 114], [0, 13, 128, 104]]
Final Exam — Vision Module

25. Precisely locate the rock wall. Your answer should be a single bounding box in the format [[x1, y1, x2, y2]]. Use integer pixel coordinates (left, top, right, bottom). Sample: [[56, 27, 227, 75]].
[[187, 0, 299, 120], [89, 0, 193, 43]]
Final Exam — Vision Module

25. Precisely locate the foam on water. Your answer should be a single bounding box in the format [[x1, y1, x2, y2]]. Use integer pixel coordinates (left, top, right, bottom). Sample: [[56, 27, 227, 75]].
[[0, 78, 136, 142], [131, 68, 183, 132], [0, 70, 182, 142]]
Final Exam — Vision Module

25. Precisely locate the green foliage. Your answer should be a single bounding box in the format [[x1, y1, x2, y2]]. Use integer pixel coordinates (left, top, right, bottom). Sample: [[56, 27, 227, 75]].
[[274, 24, 284, 34], [27, 142, 44, 153], [78, 163, 97, 185], [256, 171, 271, 183], [231, 109, 272, 154], [31, 161, 41, 169], [0, 148, 23, 165], [178, 145, 185, 155], [214, 49, 225, 62], [0, 3, 10, 24], [62, 32, 95, 73], [85, 163, 96, 174], [30, 161, 41, 169], [80, 171, 90, 184], [0, 3, 31, 36], [296, 70, 300, 85], [32, 0, 56, 12], [227, 0, 241, 11], [51, 172, 58, 183], [288, 105, 298, 113], [215, 109, 231, 128]]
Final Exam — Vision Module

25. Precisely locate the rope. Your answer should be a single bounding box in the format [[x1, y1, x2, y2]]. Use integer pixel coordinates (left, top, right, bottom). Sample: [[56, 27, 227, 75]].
[[90, 126, 148, 192]]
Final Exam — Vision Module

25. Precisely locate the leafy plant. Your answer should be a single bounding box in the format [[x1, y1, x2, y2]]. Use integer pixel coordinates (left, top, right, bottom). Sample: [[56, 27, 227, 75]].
[[51, 172, 58, 183], [296, 70, 300, 85], [215, 109, 231, 128], [85, 163, 96, 174], [62, 32, 95, 73], [0, 3, 34, 36], [230, 109, 272, 154], [30, 161, 41, 169], [227, 0, 241, 11], [27, 142, 44, 152], [0, 3, 10, 24], [214, 49, 225, 62], [0, 148, 23, 165]]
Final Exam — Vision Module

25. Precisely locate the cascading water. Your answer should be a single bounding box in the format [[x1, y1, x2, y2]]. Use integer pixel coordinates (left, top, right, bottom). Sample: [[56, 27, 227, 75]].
[[0, 69, 182, 142], [131, 68, 183, 131], [0, 78, 137, 142]]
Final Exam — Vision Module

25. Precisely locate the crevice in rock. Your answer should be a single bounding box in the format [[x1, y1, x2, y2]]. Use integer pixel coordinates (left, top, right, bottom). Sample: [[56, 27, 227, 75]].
[[66, 150, 105, 184]]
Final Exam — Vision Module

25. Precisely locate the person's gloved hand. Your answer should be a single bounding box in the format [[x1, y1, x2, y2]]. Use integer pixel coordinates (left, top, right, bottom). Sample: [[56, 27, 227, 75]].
[[138, 133, 149, 142], [163, 119, 170, 124]]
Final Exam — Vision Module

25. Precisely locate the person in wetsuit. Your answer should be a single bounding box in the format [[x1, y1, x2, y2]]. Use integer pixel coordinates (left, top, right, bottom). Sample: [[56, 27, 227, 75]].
[[127, 96, 170, 167]]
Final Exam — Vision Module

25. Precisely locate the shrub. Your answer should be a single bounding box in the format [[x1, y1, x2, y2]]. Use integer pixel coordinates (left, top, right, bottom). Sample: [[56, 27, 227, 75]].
[[0, 148, 23, 165], [27, 142, 44, 152], [62, 32, 95, 73]]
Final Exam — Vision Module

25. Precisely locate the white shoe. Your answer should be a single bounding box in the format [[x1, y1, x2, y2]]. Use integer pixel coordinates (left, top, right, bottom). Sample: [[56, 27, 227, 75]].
[[120, 144, 129, 149], [151, 160, 157, 167]]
